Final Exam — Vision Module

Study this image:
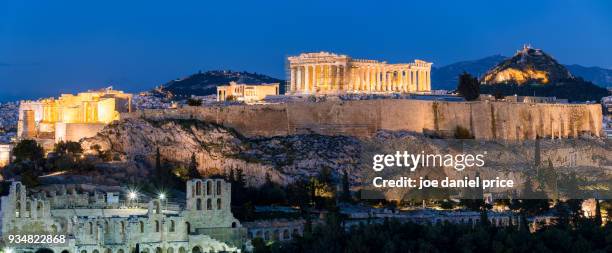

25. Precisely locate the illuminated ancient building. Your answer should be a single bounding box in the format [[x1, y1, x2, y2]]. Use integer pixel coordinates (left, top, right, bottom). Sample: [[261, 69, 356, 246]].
[[217, 82, 280, 102], [287, 52, 432, 95], [0, 179, 245, 253], [17, 87, 132, 147], [0, 143, 12, 167]]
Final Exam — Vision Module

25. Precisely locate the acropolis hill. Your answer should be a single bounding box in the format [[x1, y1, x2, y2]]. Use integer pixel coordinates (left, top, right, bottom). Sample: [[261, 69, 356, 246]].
[[121, 99, 602, 140]]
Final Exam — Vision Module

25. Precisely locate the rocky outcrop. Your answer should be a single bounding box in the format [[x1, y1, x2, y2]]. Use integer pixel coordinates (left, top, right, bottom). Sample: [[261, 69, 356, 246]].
[[481, 46, 573, 85], [79, 117, 611, 199]]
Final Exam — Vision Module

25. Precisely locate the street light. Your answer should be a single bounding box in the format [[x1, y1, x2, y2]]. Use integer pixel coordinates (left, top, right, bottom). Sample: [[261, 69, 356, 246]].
[[159, 193, 166, 200]]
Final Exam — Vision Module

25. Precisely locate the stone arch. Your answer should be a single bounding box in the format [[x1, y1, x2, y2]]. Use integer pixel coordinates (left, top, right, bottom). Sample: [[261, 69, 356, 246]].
[[216, 181, 222, 195], [178, 247, 186, 253], [196, 199, 202, 210], [25, 201, 31, 217], [192, 246, 202, 253], [105, 248, 111, 253], [292, 228, 299, 236], [35, 249, 54, 253], [231, 222, 237, 228], [264, 231, 270, 241], [15, 201, 21, 218], [166, 247, 173, 253], [206, 181, 212, 195], [89, 222, 94, 234], [256, 231, 262, 238], [170, 220, 176, 232], [117, 249, 124, 253], [216, 198, 221, 210], [206, 199, 212, 210], [155, 247, 162, 253], [93, 250, 99, 253], [139, 221, 145, 233], [104, 220, 110, 234], [283, 229, 290, 240], [195, 181, 202, 196], [80, 250, 87, 253], [61, 250, 69, 253], [155, 220, 160, 232], [185, 222, 191, 234], [37, 201, 44, 217]]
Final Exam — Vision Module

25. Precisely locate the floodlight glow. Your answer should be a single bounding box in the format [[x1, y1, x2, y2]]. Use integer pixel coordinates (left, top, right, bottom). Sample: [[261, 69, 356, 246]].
[[159, 193, 166, 200], [128, 191, 138, 200]]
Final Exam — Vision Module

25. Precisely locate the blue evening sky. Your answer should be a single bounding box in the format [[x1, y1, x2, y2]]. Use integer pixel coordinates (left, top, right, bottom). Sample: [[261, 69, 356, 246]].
[[1, 0, 611, 101]]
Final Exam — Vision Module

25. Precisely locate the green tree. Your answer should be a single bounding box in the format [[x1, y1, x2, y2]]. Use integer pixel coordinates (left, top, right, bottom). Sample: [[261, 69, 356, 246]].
[[456, 72, 480, 101], [54, 141, 83, 156], [187, 97, 202, 106], [340, 169, 351, 202], [13, 139, 44, 162], [188, 153, 200, 179], [594, 199, 602, 226]]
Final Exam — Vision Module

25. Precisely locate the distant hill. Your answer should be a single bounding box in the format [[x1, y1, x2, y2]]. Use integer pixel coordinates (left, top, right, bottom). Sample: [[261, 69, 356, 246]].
[[432, 54, 612, 90], [480, 46, 573, 85], [478, 46, 609, 102], [565, 64, 612, 88], [159, 70, 285, 98]]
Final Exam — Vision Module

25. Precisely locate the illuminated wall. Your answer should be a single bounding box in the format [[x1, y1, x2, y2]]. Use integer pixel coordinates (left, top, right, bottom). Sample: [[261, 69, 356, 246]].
[[0, 144, 12, 167], [17, 87, 132, 144], [217, 82, 280, 102]]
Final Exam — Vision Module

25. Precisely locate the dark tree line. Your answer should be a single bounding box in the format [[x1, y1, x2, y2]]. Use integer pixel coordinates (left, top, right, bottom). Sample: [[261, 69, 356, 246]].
[[258, 212, 611, 253]]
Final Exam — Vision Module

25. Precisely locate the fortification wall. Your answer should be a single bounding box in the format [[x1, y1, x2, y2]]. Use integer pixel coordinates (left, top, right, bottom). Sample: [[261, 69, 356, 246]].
[[55, 123, 107, 143], [121, 100, 602, 140]]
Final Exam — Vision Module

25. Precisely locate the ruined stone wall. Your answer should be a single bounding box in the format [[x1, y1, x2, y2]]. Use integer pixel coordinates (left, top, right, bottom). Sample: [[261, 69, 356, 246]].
[[121, 100, 602, 140]]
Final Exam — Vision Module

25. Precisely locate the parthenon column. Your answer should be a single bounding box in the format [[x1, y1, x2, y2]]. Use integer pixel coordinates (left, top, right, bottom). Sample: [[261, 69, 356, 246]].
[[376, 67, 381, 91], [295, 67, 301, 94], [399, 71, 404, 92], [304, 65, 310, 94], [335, 65, 341, 92], [361, 68, 366, 91], [410, 69, 416, 92], [419, 70, 424, 91], [290, 67, 296, 93], [365, 67, 370, 92], [348, 68, 354, 91], [426, 70, 431, 91], [382, 69, 388, 91], [404, 70, 409, 92]]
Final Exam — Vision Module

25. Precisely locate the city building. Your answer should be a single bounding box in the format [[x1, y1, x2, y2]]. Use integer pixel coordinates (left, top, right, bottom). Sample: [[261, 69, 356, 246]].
[[216, 82, 280, 102], [0, 179, 245, 253], [17, 87, 132, 150], [287, 52, 432, 95], [243, 219, 304, 243], [479, 94, 568, 104], [0, 143, 12, 167]]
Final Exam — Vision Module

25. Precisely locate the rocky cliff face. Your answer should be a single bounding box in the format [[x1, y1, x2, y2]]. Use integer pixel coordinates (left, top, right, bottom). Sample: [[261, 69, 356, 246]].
[[481, 46, 573, 85], [79, 117, 611, 198]]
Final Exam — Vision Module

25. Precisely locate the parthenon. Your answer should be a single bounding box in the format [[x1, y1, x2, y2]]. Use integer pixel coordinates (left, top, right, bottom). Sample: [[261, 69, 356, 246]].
[[287, 52, 432, 95]]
